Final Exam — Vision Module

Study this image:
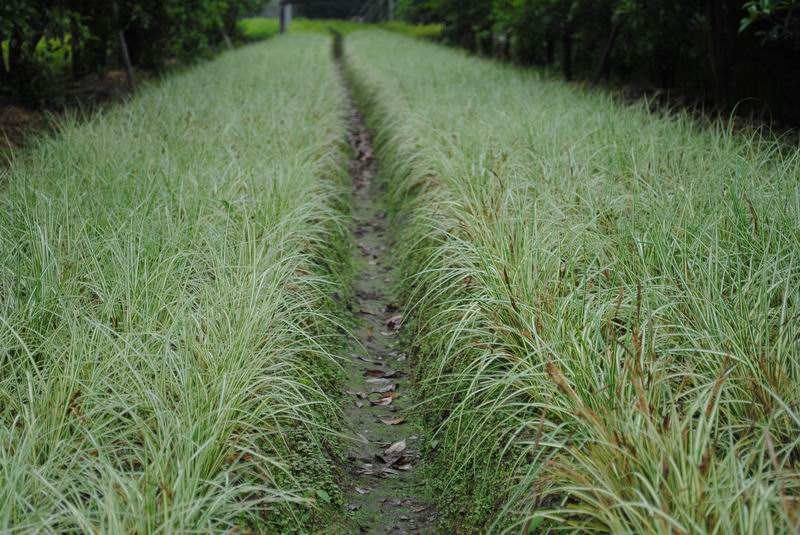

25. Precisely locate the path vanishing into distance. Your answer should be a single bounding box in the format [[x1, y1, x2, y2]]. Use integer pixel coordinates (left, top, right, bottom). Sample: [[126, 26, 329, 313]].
[[337, 60, 437, 533], [1, 28, 800, 535]]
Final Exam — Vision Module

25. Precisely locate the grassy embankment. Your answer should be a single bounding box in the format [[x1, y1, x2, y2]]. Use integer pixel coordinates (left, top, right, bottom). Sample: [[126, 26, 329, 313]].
[[0, 34, 351, 532], [344, 30, 800, 533]]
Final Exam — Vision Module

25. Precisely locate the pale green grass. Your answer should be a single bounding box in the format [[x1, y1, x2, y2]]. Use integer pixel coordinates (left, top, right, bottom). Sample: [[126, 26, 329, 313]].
[[344, 30, 800, 533], [0, 34, 350, 532]]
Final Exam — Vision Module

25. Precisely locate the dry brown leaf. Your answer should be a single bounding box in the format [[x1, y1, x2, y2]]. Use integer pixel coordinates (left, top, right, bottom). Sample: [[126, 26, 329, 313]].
[[386, 314, 403, 331], [365, 377, 392, 385], [385, 439, 406, 456], [379, 416, 405, 425], [380, 467, 400, 477]]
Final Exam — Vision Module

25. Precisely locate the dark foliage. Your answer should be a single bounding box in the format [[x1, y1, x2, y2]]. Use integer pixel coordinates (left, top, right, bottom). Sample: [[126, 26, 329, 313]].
[[1, 0, 267, 105], [297, 0, 368, 19], [398, 0, 800, 123]]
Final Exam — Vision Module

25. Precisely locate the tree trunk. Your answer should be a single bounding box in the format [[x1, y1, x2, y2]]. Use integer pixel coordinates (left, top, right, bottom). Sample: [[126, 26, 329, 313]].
[[7, 26, 24, 86], [545, 37, 555, 66], [8, 28, 20, 74], [656, 52, 677, 89], [562, 26, 574, 81], [118, 30, 135, 89], [112, 0, 134, 89], [220, 26, 233, 49], [594, 18, 622, 82], [706, 0, 730, 106], [70, 16, 82, 79]]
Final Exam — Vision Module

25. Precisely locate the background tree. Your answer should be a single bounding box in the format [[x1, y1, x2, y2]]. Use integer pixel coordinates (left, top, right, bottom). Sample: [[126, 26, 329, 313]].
[[1, 0, 268, 104], [399, 0, 800, 122]]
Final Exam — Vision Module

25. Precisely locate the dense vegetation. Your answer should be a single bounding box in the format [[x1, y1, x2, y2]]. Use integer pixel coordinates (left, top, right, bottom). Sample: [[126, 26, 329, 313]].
[[0, 34, 350, 531], [1, 0, 266, 103], [4, 6, 799, 531], [344, 30, 800, 532], [398, 0, 800, 122]]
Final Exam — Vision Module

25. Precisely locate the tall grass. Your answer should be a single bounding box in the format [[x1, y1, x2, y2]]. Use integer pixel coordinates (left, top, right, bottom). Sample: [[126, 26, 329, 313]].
[[344, 30, 800, 533], [0, 34, 350, 532]]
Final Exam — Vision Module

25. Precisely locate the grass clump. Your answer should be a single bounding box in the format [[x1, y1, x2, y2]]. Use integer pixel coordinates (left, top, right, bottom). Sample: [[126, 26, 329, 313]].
[[343, 30, 800, 533], [0, 34, 351, 532]]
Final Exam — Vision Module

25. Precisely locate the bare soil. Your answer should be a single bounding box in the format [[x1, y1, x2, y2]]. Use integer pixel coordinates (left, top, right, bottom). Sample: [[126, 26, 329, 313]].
[[338, 68, 438, 534]]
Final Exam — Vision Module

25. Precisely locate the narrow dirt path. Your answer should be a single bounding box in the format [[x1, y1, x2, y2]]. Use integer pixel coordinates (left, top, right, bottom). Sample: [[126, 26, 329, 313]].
[[338, 63, 438, 534]]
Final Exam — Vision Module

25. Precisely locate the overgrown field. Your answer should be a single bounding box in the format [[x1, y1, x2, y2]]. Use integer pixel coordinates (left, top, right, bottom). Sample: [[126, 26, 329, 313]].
[[344, 31, 800, 532], [0, 34, 350, 532]]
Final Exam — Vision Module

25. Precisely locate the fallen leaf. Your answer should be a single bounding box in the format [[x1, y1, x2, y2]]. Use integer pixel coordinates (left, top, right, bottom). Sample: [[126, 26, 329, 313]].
[[355, 487, 370, 495], [345, 390, 367, 399], [380, 467, 400, 477], [391, 454, 413, 466], [379, 416, 405, 425], [385, 439, 406, 456], [370, 396, 393, 407], [354, 354, 378, 364], [378, 391, 401, 401], [370, 383, 396, 393], [364, 369, 401, 379], [358, 463, 375, 476], [365, 377, 392, 385], [396, 463, 412, 471], [386, 314, 403, 331]]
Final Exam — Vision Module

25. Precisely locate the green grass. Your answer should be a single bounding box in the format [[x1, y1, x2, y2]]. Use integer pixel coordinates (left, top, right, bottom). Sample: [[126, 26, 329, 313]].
[[0, 33, 351, 532], [343, 30, 800, 533], [379, 21, 442, 40], [237, 17, 281, 41], [238, 17, 441, 42]]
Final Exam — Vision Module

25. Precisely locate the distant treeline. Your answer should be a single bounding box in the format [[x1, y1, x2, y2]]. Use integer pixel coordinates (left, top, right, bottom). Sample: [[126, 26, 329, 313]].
[[398, 0, 800, 123], [1, 1, 267, 104]]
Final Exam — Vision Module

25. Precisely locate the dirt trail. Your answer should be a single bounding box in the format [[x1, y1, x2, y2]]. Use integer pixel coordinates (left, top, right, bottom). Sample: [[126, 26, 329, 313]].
[[338, 65, 438, 534]]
